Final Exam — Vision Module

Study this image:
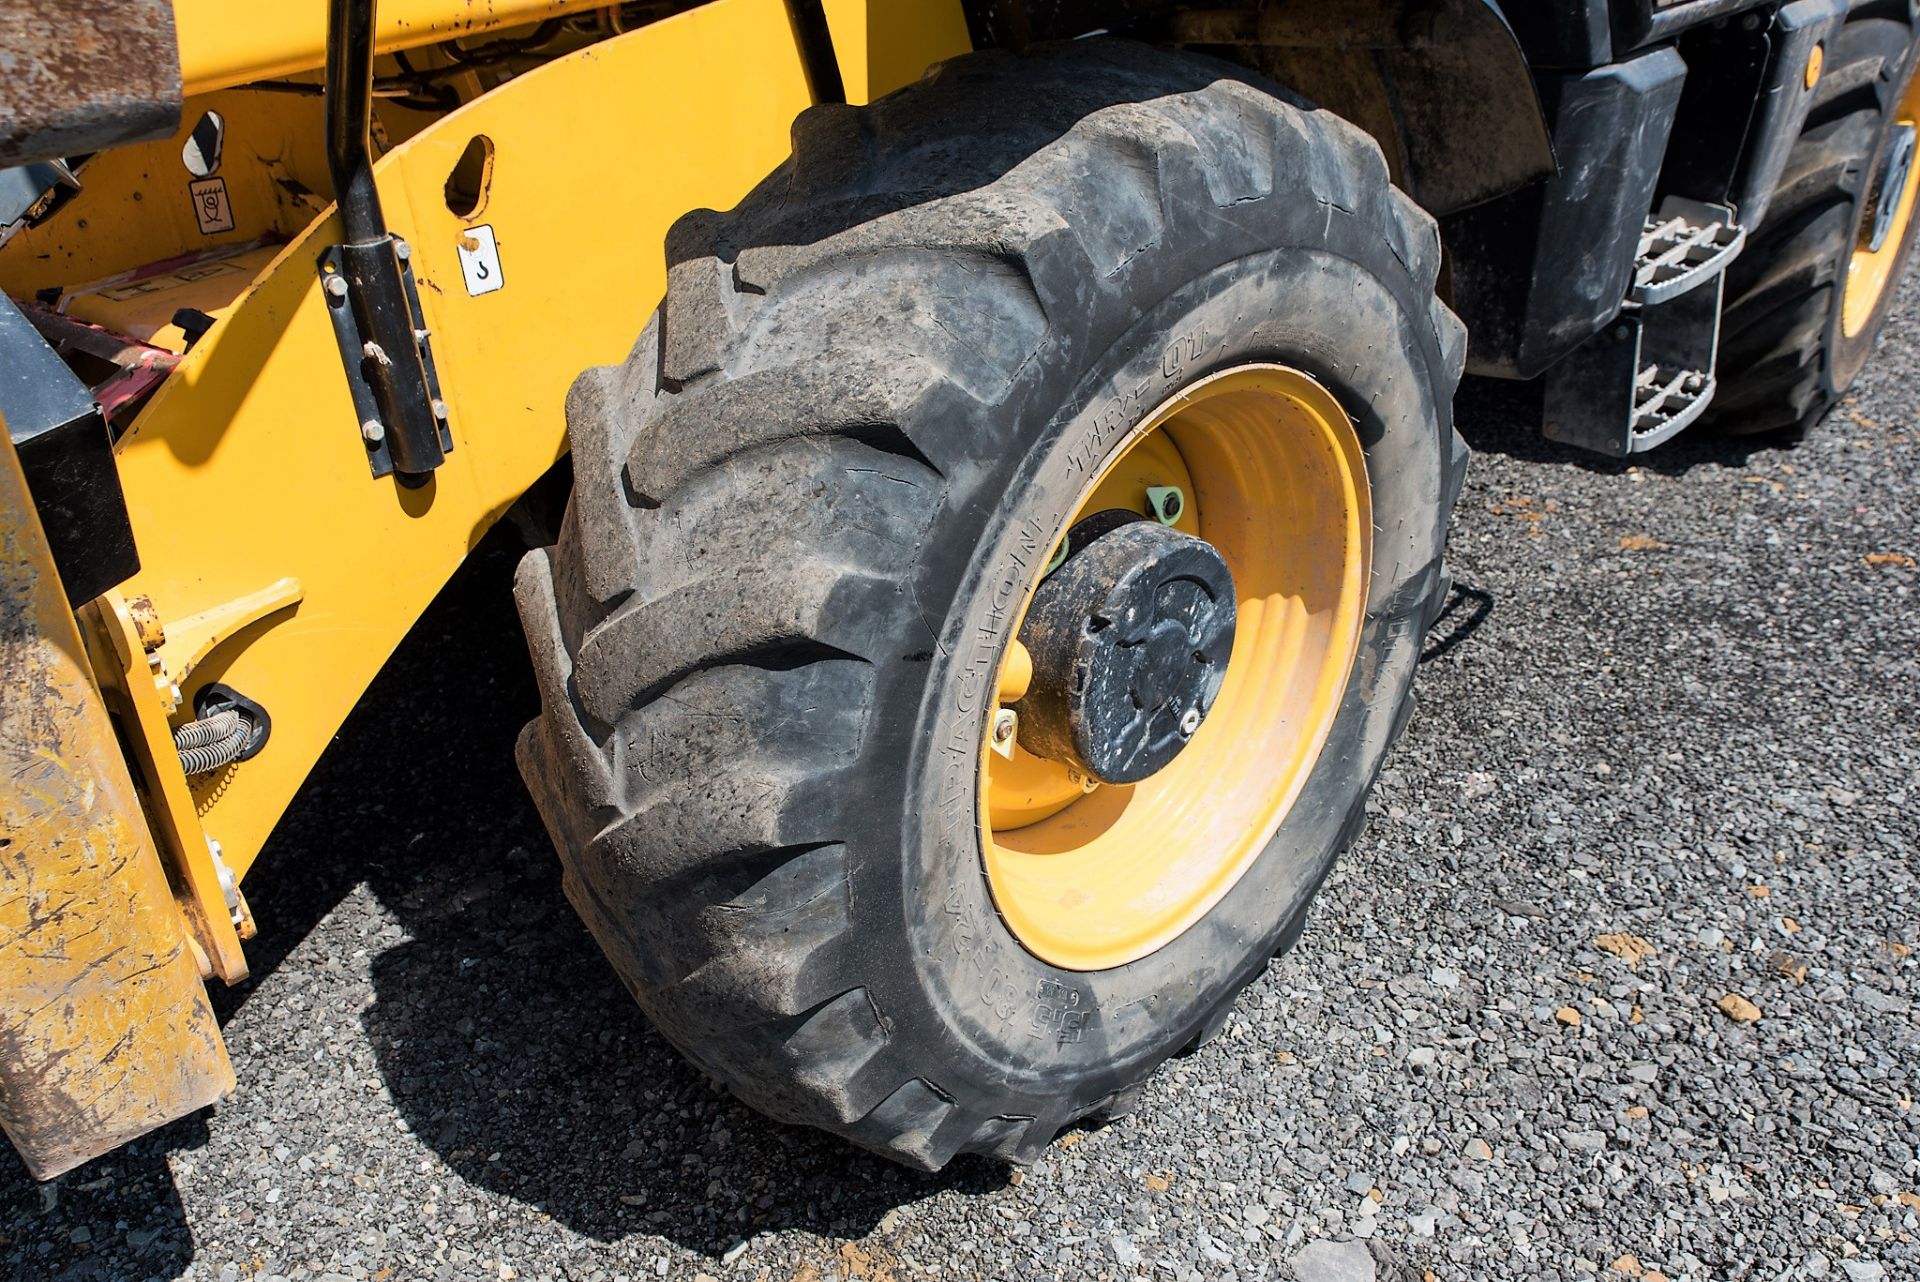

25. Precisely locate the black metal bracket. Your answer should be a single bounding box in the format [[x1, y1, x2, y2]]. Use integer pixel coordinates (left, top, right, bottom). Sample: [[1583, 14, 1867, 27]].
[[318, 242, 452, 481], [0, 294, 141, 605], [320, 0, 451, 484]]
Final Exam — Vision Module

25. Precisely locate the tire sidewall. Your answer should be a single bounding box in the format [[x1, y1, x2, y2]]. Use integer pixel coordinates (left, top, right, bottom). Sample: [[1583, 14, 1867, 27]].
[[851, 238, 1449, 1116]]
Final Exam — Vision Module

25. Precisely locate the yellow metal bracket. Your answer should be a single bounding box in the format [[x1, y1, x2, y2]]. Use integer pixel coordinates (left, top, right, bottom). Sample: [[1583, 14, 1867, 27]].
[[82, 592, 252, 982], [132, 576, 304, 714]]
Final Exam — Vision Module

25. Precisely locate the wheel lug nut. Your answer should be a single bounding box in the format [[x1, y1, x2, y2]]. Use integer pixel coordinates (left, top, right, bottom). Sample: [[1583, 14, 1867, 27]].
[[1147, 485, 1185, 525], [991, 708, 1018, 757]]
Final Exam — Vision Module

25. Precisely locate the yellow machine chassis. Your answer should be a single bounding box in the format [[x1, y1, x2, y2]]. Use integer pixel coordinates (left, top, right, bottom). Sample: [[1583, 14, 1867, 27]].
[[0, 0, 968, 988], [0, 0, 966, 1177]]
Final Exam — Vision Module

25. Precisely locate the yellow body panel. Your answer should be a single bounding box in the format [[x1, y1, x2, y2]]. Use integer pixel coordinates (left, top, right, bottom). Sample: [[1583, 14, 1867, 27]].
[[0, 0, 971, 912], [0, 90, 331, 300], [0, 431, 234, 1180], [108, 0, 822, 887], [825, 0, 973, 99], [175, 0, 613, 95], [0, 0, 968, 1176]]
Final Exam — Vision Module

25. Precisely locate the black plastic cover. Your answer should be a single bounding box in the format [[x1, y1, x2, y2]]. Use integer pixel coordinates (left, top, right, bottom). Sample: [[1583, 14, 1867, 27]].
[[1614, 0, 1776, 54], [1444, 46, 1688, 379], [1498, 0, 1613, 68], [1729, 0, 1849, 225], [0, 294, 140, 605]]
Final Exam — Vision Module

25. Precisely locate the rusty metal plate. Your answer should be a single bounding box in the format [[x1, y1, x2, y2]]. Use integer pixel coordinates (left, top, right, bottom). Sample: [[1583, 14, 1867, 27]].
[[0, 0, 183, 168]]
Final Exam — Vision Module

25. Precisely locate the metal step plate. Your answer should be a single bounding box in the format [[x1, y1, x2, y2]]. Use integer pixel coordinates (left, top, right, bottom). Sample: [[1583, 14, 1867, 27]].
[[1630, 197, 1746, 307]]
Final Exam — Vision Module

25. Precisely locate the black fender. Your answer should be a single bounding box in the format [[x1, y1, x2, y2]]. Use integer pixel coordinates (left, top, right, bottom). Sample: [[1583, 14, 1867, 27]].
[[1165, 0, 1559, 215]]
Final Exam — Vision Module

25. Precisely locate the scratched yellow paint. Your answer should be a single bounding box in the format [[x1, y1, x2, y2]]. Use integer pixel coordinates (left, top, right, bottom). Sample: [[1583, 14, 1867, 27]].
[[0, 431, 233, 1181], [174, 0, 614, 94]]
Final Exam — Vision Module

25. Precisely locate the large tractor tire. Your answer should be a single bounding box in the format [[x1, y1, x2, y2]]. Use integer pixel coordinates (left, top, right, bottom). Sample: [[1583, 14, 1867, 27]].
[[1716, 3, 1920, 435], [515, 39, 1465, 1170]]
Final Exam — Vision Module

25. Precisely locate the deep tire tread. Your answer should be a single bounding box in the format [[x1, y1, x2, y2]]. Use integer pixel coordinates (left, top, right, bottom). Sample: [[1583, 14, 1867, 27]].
[[518, 40, 1461, 1170], [1714, 5, 1918, 435]]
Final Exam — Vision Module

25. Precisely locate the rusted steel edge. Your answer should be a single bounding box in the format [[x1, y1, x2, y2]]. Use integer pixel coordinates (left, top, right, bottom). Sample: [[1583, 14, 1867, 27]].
[[0, 0, 184, 168]]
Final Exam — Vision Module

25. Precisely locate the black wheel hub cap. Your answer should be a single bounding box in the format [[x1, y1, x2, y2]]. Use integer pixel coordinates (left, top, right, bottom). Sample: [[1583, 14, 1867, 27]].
[[1014, 511, 1237, 785]]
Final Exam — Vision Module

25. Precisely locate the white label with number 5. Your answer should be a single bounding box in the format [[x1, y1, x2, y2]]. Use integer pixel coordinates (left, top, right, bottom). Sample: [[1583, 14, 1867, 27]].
[[457, 225, 504, 297]]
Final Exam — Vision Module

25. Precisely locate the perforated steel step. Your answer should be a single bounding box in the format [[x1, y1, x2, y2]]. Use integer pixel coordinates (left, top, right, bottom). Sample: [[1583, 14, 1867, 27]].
[[1630, 197, 1746, 306], [1544, 280, 1723, 457], [1628, 362, 1714, 450]]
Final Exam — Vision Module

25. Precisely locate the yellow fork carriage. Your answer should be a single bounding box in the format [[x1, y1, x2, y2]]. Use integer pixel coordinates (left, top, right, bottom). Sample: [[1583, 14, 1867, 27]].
[[2, 0, 1914, 1176]]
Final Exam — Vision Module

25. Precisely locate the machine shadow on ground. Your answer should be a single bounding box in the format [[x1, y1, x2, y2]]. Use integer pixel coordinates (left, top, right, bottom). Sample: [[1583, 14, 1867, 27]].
[[1, 529, 1003, 1279], [271, 534, 1009, 1252], [1453, 374, 1803, 474]]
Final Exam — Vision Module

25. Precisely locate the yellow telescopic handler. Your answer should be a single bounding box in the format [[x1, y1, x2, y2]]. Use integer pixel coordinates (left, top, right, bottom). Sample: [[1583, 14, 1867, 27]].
[[3, 0, 1916, 1177]]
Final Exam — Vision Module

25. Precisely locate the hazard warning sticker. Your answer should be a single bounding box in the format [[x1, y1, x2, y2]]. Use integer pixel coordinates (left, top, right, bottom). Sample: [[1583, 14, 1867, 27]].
[[189, 177, 234, 235], [456, 224, 504, 297]]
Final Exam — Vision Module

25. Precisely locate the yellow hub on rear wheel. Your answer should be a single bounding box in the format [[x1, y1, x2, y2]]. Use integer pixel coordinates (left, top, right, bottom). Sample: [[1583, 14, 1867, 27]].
[[979, 365, 1372, 972], [1842, 63, 1920, 337]]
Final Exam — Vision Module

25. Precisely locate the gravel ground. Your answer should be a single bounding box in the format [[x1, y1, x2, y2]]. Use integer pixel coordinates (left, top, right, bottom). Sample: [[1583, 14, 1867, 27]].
[[5, 277, 1918, 1282]]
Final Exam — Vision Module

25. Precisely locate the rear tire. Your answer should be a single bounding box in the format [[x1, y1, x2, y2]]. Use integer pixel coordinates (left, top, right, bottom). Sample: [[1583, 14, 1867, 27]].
[[515, 40, 1465, 1170], [1715, 4, 1920, 436]]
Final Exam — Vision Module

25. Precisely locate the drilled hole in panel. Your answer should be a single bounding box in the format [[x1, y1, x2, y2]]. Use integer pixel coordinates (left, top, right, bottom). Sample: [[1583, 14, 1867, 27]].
[[445, 135, 494, 218]]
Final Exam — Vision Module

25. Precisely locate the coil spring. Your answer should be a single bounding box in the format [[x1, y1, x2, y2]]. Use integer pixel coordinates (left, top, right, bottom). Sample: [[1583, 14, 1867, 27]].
[[173, 709, 251, 776]]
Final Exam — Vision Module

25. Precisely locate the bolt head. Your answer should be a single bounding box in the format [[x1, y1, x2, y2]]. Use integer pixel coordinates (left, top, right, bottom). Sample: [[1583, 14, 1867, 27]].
[[361, 418, 386, 446], [324, 274, 349, 298], [394, 239, 411, 261], [1179, 707, 1202, 736], [992, 709, 1017, 742], [432, 398, 450, 420]]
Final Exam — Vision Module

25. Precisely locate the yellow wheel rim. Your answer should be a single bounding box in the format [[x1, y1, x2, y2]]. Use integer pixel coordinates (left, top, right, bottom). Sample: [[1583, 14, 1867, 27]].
[[1842, 63, 1920, 337], [979, 365, 1371, 972]]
